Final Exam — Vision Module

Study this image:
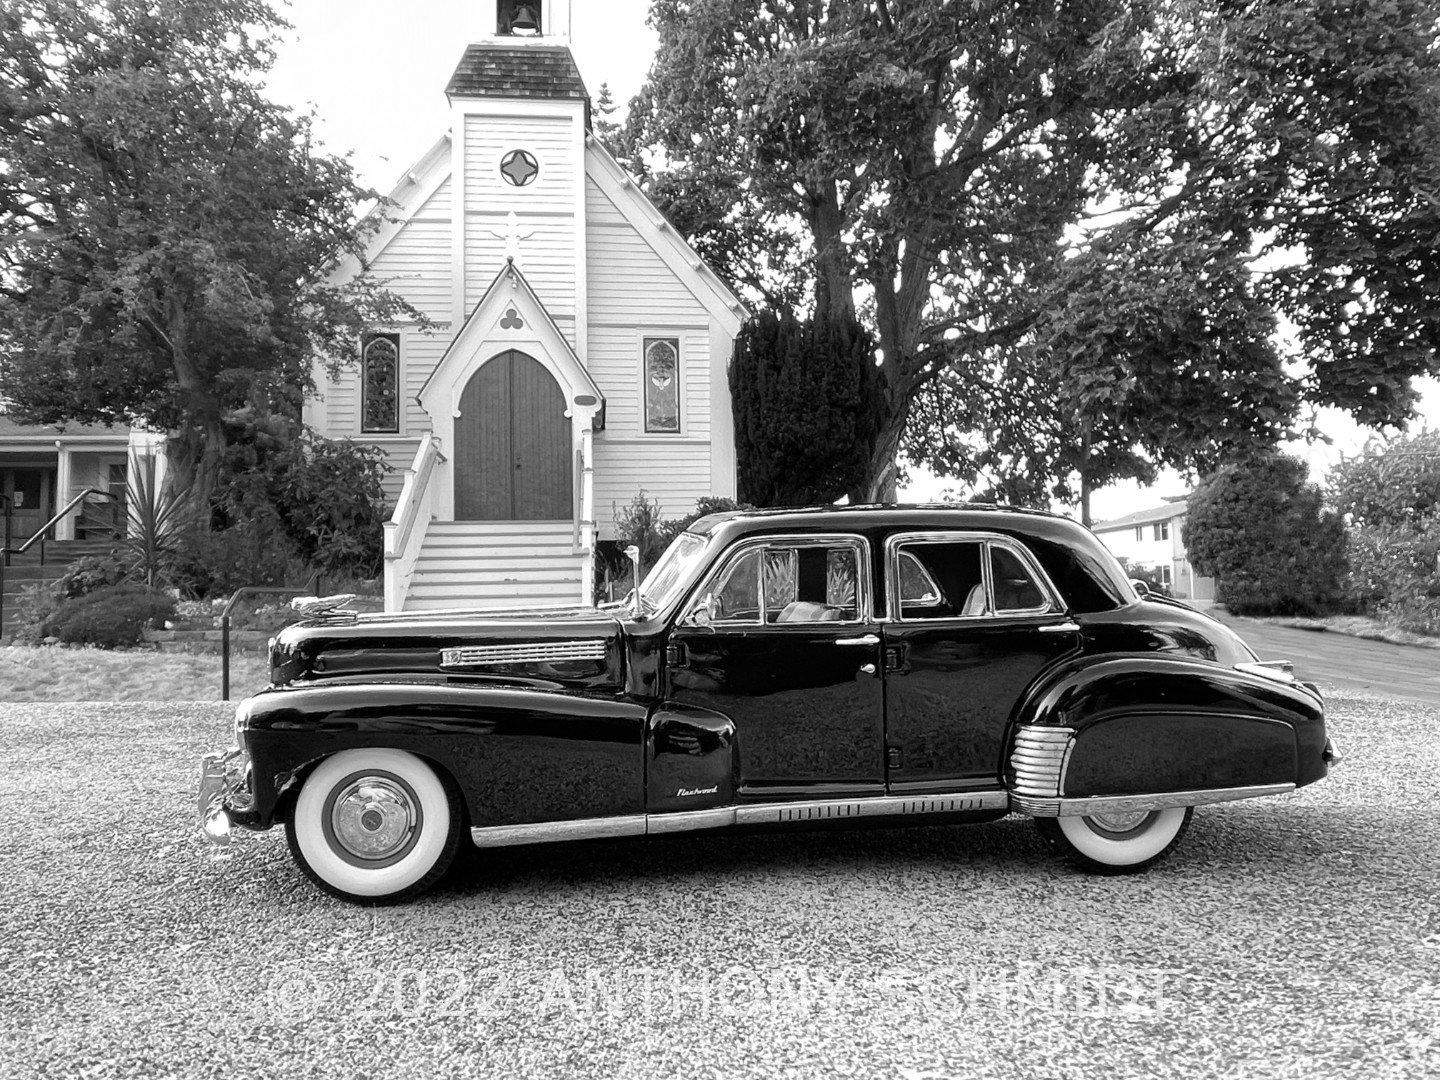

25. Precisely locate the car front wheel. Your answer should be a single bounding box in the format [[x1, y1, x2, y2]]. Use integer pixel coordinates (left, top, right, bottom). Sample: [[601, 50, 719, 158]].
[[1036, 806, 1193, 874], [286, 748, 461, 902]]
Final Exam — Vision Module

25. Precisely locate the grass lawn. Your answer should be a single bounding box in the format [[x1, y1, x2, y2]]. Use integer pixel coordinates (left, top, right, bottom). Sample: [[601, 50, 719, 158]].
[[0, 645, 270, 702], [1249, 613, 1440, 650], [0, 691, 1434, 1079]]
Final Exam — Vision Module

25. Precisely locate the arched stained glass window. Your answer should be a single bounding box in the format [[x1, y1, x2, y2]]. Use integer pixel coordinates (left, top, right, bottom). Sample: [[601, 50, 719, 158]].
[[362, 333, 400, 433], [643, 337, 680, 433]]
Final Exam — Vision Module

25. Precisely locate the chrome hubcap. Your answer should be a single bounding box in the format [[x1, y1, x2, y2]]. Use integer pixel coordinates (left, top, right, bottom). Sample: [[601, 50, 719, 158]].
[[1086, 809, 1152, 835], [329, 777, 417, 861]]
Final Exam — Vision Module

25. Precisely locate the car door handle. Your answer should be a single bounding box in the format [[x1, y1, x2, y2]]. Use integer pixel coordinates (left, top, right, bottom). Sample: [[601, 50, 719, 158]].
[[1038, 621, 1081, 633], [835, 634, 880, 646]]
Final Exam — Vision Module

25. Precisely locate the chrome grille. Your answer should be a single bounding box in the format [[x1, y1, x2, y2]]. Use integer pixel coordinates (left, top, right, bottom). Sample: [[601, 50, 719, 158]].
[[440, 640, 608, 667], [1009, 725, 1075, 798]]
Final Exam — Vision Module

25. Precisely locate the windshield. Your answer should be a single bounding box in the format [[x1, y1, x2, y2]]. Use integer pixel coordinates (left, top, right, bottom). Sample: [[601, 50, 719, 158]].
[[637, 532, 710, 615]]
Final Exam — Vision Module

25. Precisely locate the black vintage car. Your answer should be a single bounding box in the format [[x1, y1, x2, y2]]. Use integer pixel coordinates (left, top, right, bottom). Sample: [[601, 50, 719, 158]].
[[199, 505, 1338, 902]]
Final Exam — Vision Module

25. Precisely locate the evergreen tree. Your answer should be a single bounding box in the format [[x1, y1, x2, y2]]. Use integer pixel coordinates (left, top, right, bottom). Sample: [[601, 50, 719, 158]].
[[731, 310, 883, 506]]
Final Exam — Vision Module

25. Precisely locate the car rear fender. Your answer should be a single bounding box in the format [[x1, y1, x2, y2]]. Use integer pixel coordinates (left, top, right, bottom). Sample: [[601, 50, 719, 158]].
[[1003, 655, 1328, 816]]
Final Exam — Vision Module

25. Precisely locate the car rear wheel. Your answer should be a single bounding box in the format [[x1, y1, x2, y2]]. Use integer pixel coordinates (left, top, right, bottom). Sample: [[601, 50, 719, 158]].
[[286, 748, 461, 902], [1036, 806, 1193, 874]]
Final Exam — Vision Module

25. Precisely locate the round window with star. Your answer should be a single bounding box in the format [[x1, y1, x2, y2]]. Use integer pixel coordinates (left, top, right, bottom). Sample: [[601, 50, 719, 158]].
[[499, 149, 539, 187]]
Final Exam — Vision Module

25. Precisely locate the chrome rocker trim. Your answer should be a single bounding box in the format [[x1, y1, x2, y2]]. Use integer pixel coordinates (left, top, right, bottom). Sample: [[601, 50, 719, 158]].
[[1012, 783, 1296, 818], [470, 791, 1011, 848]]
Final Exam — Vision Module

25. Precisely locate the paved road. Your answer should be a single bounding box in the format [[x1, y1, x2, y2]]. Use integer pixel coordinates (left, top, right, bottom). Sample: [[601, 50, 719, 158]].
[[1211, 612, 1440, 706]]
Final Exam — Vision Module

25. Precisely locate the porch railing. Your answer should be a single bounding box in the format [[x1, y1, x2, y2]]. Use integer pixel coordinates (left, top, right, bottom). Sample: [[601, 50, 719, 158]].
[[0, 488, 120, 633], [575, 426, 596, 605], [383, 436, 444, 611]]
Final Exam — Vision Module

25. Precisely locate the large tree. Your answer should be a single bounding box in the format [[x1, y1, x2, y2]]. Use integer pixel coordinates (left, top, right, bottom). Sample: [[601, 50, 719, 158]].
[[0, 0, 414, 505], [625, 0, 1440, 506]]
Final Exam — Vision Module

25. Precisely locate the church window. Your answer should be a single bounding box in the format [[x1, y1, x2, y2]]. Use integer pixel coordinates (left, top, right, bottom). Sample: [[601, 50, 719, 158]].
[[643, 337, 680, 433], [361, 333, 401, 433], [500, 149, 539, 187]]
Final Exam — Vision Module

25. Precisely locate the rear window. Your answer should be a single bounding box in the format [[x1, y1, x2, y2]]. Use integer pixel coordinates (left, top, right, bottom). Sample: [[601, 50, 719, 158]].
[[1023, 534, 1134, 613]]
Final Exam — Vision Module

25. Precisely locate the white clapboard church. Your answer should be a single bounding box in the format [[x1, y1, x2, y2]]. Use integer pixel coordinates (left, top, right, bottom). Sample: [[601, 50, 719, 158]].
[[309, 0, 746, 611]]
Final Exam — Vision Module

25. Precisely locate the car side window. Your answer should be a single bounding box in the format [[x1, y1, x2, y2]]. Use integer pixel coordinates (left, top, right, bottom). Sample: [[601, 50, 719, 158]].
[[763, 543, 861, 623], [712, 548, 761, 622], [697, 538, 866, 626], [895, 541, 988, 619], [892, 537, 1055, 621], [898, 550, 942, 607], [991, 545, 1048, 613]]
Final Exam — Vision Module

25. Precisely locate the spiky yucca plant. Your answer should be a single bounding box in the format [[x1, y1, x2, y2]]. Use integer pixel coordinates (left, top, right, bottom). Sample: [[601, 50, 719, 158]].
[[125, 451, 196, 589]]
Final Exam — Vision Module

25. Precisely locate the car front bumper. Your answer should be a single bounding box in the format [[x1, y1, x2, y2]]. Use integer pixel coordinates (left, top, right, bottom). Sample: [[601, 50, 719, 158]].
[[198, 746, 256, 844]]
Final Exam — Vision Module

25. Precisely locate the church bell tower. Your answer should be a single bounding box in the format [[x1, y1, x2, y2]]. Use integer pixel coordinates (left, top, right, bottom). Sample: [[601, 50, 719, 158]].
[[485, 0, 573, 44]]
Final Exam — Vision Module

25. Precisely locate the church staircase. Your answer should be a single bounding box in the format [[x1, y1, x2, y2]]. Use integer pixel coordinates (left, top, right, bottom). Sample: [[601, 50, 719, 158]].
[[403, 521, 586, 611]]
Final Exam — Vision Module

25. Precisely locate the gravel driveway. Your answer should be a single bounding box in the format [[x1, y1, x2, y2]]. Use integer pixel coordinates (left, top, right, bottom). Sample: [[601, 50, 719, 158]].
[[1, 695, 1435, 1079]]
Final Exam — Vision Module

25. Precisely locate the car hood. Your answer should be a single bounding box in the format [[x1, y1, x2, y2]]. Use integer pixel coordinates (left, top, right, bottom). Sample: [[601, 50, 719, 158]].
[[268, 605, 624, 690]]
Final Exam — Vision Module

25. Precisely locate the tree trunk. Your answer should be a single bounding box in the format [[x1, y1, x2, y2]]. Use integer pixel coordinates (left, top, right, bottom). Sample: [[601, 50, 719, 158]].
[[163, 294, 224, 518], [811, 185, 854, 324], [1078, 416, 1093, 526], [855, 408, 904, 503]]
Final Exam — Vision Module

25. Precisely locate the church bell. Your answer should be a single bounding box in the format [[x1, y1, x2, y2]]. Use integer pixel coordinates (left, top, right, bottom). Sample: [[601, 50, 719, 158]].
[[509, 3, 540, 33]]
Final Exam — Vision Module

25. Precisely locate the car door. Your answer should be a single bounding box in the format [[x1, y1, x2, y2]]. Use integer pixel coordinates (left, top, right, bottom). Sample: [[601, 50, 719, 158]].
[[664, 533, 886, 801], [882, 531, 1081, 794]]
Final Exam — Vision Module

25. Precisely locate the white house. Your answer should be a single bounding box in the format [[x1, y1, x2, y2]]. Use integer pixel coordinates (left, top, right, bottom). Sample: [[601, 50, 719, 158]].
[[308, 1, 747, 611], [1092, 497, 1216, 601]]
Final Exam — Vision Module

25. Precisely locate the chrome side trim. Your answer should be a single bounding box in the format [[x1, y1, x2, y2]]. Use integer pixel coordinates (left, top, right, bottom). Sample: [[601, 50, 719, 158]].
[[470, 815, 647, 847], [440, 640, 608, 667], [1012, 783, 1296, 818], [734, 791, 1009, 825], [469, 791, 1010, 847], [1009, 725, 1075, 798], [646, 807, 737, 834]]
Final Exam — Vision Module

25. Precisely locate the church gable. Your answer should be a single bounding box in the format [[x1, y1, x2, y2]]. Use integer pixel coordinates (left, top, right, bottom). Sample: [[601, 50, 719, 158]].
[[583, 140, 747, 336]]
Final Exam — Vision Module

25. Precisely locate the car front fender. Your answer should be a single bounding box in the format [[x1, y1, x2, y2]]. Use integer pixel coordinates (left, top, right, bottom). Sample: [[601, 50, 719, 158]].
[[236, 679, 649, 830]]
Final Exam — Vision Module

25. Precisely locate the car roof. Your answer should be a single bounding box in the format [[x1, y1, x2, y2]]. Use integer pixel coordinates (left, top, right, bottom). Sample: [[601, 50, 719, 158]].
[[688, 503, 1078, 538]]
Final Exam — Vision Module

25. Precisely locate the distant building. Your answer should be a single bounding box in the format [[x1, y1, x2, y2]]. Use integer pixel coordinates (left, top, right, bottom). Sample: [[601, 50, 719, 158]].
[[1091, 497, 1216, 601]]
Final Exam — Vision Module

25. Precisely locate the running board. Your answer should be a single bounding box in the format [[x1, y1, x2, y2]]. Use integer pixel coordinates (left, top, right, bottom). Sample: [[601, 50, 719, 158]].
[[469, 791, 1010, 848]]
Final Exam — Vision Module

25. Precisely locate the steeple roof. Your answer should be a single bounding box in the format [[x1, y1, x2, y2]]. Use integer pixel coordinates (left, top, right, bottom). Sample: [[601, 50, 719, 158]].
[[445, 44, 590, 105]]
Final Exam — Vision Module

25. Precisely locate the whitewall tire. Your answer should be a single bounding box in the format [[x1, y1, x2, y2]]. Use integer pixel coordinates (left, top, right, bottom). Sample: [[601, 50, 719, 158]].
[[1037, 806, 1193, 874], [286, 748, 461, 902]]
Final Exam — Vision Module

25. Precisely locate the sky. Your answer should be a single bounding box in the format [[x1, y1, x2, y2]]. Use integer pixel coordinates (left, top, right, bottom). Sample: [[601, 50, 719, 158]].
[[266, 0, 1440, 523]]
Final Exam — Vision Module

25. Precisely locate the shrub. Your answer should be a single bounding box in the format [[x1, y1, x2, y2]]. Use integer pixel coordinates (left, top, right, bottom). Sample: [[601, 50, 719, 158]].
[[612, 490, 670, 576], [7, 582, 63, 646], [731, 310, 884, 506], [1330, 430, 1440, 633], [44, 585, 177, 649], [55, 551, 130, 599], [1184, 453, 1348, 616], [173, 518, 306, 599], [219, 418, 390, 581]]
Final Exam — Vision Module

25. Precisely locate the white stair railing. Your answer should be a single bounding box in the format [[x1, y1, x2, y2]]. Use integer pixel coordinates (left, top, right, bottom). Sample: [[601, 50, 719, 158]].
[[576, 426, 596, 606], [384, 436, 445, 612]]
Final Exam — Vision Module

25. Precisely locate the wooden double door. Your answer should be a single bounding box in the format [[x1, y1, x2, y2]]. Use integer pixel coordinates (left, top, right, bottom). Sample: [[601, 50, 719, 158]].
[[454, 350, 572, 521]]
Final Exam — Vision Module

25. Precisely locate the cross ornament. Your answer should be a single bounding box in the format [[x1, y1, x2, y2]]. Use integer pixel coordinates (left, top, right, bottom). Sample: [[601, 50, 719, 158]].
[[487, 211, 537, 263]]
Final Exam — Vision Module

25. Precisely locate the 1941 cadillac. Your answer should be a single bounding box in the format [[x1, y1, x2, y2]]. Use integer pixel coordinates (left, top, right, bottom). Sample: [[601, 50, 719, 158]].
[[199, 505, 1338, 902]]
